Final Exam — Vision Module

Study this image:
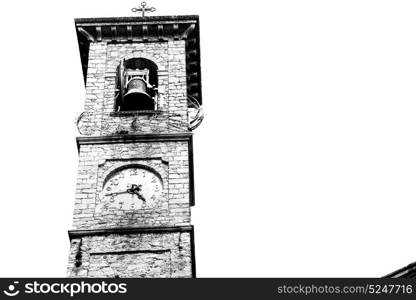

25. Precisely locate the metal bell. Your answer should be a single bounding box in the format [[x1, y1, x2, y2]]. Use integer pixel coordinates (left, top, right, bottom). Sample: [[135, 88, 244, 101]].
[[122, 78, 154, 111]]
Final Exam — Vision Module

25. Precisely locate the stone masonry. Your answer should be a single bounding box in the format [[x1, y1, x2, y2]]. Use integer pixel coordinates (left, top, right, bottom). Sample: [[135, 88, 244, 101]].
[[67, 16, 201, 278]]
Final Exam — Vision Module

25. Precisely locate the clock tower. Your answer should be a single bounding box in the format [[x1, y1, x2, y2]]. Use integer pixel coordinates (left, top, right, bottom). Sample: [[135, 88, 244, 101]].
[[67, 6, 203, 278]]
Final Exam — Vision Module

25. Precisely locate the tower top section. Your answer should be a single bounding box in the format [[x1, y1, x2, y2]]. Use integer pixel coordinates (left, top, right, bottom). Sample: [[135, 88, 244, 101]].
[[75, 15, 202, 104]]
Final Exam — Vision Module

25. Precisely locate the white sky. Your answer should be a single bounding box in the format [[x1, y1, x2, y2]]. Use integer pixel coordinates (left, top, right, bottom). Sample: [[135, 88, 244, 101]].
[[0, 0, 416, 277]]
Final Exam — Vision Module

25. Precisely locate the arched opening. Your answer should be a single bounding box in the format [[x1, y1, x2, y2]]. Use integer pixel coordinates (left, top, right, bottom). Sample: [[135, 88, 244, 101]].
[[115, 57, 158, 112]]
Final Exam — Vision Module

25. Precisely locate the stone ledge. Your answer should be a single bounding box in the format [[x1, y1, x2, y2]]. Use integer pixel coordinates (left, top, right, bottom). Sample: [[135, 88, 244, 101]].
[[76, 132, 192, 147], [68, 225, 194, 239], [110, 110, 163, 117]]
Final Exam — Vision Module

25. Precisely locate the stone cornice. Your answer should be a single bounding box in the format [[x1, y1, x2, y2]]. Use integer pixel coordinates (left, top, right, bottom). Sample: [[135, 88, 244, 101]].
[[75, 15, 199, 26], [75, 16, 198, 42], [68, 225, 194, 239], [76, 133, 192, 147]]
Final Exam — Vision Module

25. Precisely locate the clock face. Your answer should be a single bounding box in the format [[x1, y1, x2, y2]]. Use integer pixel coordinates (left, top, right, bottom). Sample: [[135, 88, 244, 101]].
[[99, 167, 163, 210]]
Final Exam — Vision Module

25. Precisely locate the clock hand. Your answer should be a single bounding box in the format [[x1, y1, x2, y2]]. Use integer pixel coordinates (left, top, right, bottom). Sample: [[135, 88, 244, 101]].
[[104, 190, 130, 196], [135, 193, 146, 202], [127, 184, 146, 202]]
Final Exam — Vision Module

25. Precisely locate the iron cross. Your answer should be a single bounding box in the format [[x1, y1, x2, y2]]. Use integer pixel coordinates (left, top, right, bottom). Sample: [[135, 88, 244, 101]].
[[132, 2, 156, 17]]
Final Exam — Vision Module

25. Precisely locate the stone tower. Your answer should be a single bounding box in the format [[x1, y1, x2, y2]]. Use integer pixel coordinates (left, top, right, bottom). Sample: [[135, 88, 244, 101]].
[[67, 11, 202, 278]]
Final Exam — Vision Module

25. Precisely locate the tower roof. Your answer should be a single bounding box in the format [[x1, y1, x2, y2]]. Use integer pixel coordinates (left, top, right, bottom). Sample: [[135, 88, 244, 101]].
[[75, 15, 202, 104]]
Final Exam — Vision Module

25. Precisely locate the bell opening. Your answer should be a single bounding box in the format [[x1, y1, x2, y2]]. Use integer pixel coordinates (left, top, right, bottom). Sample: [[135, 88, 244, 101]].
[[115, 57, 159, 112]]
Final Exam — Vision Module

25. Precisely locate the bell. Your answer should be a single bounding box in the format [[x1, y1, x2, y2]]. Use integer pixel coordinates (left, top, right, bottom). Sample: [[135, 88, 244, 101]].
[[123, 78, 154, 111]]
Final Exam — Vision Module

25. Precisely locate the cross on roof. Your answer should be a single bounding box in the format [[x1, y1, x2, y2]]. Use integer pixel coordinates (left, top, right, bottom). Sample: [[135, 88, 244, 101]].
[[132, 2, 156, 17]]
